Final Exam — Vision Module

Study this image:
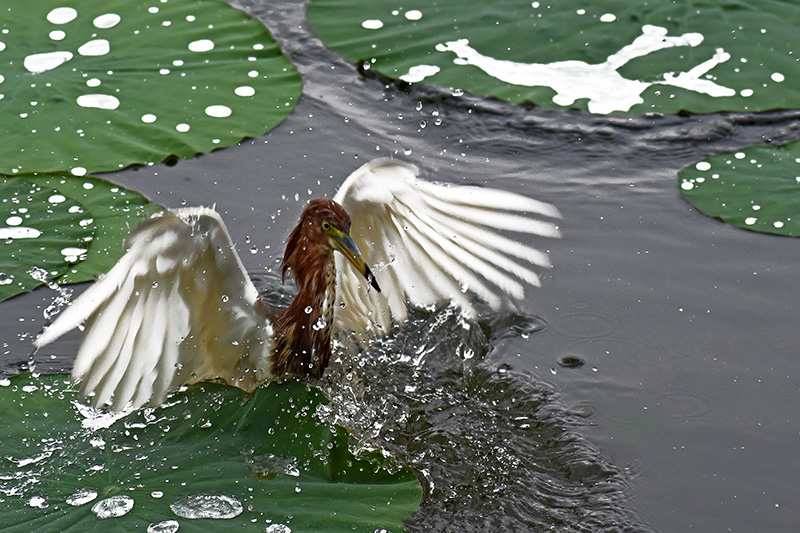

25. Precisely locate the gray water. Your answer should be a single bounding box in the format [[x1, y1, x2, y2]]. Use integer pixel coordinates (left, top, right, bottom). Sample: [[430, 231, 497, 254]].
[[3, 0, 800, 530]]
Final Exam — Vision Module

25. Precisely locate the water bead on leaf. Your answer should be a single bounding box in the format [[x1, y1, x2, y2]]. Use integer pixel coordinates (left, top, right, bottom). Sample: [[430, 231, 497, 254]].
[[1, 0, 300, 174]]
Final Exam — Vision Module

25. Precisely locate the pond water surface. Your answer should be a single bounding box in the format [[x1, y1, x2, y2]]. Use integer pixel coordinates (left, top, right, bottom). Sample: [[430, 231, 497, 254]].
[[3, 0, 800, 531]]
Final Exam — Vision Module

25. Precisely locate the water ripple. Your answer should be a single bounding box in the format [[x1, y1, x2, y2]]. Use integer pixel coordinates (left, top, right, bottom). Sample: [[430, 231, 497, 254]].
[[323, 307, 651, 532]]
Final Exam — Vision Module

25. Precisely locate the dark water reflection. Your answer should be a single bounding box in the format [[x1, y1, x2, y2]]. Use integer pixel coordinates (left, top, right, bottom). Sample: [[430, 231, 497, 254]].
[[4, 0, 800, 531]]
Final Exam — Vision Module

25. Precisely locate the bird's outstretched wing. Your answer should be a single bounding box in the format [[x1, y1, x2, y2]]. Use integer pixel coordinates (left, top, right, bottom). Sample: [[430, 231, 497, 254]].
[[35, 207, 274, 410], [333, 158, 561, 337]]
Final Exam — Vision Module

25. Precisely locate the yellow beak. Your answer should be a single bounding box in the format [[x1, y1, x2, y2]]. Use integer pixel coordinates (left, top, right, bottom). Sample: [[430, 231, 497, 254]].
[[330, 232, 381, 292]]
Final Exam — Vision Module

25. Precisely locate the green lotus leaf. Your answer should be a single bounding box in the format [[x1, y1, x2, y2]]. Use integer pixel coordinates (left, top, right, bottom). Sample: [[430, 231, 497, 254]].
[[0, 0, 301, 175], [679, 140, 800, 237], [307, 0, 799, 114], [0, 374, 421, 532], [0, 174, 158, 302]]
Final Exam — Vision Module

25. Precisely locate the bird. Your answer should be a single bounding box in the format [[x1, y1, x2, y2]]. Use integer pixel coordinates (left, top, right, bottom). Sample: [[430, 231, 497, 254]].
[[35, 158, 561, 411]]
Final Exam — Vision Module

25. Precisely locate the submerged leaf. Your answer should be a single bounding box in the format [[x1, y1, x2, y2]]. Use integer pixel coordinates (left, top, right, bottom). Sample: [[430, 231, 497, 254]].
[[679, 141, 800, 236], [0, 374, 421, 531], [0, 0, 301, 175], [308, 0, 799, 114]]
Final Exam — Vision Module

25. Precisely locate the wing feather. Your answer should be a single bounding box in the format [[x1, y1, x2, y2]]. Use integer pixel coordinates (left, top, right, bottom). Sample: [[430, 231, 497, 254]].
[[333, 158, 560, 335], [36, 207, 274, 410]]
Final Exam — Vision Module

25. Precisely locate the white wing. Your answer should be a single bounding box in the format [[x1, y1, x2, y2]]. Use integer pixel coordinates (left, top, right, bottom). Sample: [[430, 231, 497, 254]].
[[35, 207, 274, 410], [333, 158, 560, 337]]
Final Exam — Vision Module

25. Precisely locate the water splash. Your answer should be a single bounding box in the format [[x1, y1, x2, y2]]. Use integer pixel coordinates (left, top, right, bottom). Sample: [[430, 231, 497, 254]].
[[324, 306, 648, 531], [28, 266, 73, 323]]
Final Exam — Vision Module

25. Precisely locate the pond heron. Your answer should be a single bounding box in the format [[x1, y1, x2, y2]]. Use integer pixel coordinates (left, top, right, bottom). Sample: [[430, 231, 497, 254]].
[[36, 159, 560, 410]]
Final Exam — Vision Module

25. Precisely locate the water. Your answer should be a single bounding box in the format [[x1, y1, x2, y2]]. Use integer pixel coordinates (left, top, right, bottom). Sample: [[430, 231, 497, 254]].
[[169, 493, 244, 520], [91, 494, 134, 519], [4, 0, 800, 531]]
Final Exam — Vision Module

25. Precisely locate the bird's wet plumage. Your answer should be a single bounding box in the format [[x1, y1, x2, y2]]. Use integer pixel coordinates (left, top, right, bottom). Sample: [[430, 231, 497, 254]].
[[35, 158, 561, 410], [272, 199, 373, 378]]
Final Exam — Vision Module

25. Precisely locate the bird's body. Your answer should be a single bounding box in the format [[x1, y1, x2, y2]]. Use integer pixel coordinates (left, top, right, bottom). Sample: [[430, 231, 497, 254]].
[[36, 159, 560, 410]]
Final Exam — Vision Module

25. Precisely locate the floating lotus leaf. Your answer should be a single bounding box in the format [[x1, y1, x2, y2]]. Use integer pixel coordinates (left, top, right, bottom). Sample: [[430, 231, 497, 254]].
[[679, 141, 800, 237], [0, 0, 301, 175], [0, 374, 421, 532], [0, 174, 157, 302], [308, 0, 799, 114]]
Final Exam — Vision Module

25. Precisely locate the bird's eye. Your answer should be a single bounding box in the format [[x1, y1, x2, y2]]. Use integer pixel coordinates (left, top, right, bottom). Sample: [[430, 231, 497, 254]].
[[321, 221, 331, 231]]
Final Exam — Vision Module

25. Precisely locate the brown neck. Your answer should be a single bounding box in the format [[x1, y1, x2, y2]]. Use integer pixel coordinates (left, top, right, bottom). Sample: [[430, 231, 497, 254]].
[[271, 252, 337, 379]]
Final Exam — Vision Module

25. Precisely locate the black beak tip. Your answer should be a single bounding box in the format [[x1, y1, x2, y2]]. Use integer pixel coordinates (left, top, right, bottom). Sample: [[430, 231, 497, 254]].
[[365, 266, 381, 293]]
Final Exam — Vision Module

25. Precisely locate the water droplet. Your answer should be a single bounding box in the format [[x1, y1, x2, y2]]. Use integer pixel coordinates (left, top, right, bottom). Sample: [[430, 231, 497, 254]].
[[361, 19, 383, 30], [205, 105, 232, 118], [48, 194, 66, 204], [47, 7, 78, 24], [170, 493, 243, 519], [91, 495, 134, 519], [771, 72, 785, 83], [49, 30, 66, 41], [78, 39, 110, 57], [265, 525, 292, 533], [77, 94, 120, 110], [221, 295, 229, 303], [141, 114, 157, 123], [188, 39, 214, 52], [304, 306, 313, 314], [176, 123, 190, 132], [93, 13, 121, 29], [71, 167, 87, 176], [695, 161, 711, 171], [234, 86, 255, 97], [24, 51, 73, 73], [600, 13, 617, 22], [148, 520, 180, 533], [405, 10, 423, 21], [28, 496, 48, 508], [67, 488, 98, 506], [6, 216, 22, 226]]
